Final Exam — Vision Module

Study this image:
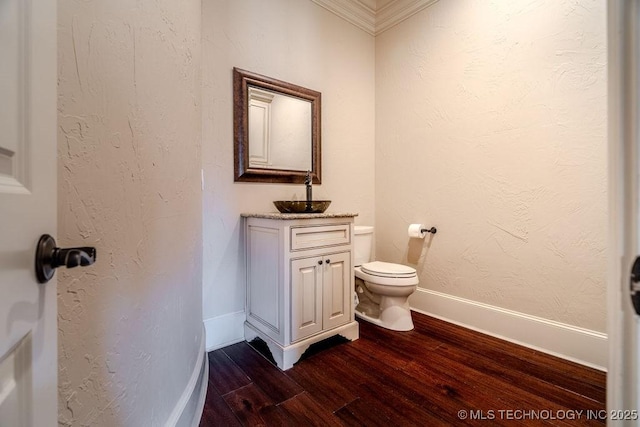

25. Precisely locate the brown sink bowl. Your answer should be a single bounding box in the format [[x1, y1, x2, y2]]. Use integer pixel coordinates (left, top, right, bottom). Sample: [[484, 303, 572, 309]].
[[273, 200, 331, 214]]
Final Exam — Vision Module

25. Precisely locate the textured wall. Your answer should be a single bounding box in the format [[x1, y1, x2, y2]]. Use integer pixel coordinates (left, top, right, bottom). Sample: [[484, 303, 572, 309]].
[[202, 0, 375, 323], [57, 0, 203, 425], [375, 0, 607, 331]]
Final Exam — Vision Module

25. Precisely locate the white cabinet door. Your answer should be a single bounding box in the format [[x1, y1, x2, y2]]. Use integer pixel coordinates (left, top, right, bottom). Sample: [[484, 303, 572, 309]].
[[291, 251, 351, 342], [291, 257, 323, 342], [322, 252, 351, 331], [0, 0, 57, 425]]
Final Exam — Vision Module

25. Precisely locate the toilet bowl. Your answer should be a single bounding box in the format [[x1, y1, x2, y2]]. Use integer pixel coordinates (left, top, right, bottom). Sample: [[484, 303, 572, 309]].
[[353, 226, 418, 331]]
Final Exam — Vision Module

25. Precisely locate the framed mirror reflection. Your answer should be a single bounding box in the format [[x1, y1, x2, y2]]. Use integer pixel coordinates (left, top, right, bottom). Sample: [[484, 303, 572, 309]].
[[233, 67, 321, 184]]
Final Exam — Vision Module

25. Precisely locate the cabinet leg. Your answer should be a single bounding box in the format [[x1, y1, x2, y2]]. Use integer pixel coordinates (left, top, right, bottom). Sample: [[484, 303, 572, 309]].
[[244, 321, 359, 370]]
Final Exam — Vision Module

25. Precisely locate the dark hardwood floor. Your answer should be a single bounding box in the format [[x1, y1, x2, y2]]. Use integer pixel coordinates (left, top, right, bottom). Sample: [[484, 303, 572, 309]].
[[199, 312, 606, 426]]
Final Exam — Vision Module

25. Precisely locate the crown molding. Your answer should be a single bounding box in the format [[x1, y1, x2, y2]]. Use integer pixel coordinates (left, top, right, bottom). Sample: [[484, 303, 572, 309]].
[[375, 0, 440, 35], [310, 0, 439, 36], [310, 0, 376, 35]]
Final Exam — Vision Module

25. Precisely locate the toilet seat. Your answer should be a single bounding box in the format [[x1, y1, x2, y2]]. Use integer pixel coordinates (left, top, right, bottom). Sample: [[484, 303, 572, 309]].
[[355, 266, 419, 287], [361, 261, 416, 278]]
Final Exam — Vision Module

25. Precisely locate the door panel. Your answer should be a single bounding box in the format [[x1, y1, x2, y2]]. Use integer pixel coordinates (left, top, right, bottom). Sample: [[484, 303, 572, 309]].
[[323, 252, 351, 331], [0, 335, 31, 426], [0, 0, 57, 425], [291, 257, 322, 342], [0, 0, 29, 192], [609, 0, 640, 417]]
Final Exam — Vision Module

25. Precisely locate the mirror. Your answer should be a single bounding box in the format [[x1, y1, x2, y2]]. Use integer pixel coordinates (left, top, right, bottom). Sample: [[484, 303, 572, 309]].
[[233, 68, 321, 184]]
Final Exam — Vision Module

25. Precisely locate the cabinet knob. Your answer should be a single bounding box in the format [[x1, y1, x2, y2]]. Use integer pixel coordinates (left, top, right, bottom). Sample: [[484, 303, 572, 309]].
[[318, 260, 323, 265], [325, 259, 331, 264]]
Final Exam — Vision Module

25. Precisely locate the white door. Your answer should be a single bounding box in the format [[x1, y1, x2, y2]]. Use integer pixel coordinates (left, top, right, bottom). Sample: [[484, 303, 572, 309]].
[[291, 256, 323, 342], [608, 0, 640, 423], [0, 0, 58, 425], [322, 251, 351, 331]]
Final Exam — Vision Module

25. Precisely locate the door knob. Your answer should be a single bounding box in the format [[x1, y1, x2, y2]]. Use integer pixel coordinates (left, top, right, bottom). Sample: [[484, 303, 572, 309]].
[[35, 234, 97, 284], [631, 256, 640, 315]]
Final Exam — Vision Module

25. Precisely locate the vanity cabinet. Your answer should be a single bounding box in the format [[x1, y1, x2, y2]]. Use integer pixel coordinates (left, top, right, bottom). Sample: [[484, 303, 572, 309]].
[[242, 213, 359, 370]]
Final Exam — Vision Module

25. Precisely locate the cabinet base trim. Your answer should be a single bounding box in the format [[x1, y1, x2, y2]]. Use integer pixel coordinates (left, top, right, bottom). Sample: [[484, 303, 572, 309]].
[[244, 321, 359, 370]]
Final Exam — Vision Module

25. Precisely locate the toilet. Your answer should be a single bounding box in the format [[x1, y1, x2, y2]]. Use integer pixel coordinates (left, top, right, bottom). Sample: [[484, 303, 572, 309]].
[[353, 226, 418, 331]]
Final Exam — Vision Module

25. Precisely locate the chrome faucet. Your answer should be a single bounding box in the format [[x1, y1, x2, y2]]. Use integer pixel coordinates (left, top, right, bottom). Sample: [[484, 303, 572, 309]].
[[305, 170, 312, 209]]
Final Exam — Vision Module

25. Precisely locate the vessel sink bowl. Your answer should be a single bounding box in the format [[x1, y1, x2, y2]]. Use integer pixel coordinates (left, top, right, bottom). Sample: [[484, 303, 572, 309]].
[[273, 200, 331, 214]]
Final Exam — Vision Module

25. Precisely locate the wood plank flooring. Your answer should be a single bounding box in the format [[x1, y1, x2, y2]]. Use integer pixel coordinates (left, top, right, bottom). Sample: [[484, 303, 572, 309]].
[[199, 312, 606, 426]]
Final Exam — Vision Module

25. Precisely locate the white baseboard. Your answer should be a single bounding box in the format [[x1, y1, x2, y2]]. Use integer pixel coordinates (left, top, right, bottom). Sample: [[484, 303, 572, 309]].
[[166, 324, 208, 427], [204, 310, 246, 351], [409, 288, 607, 371], [188, 357, 208, 427]]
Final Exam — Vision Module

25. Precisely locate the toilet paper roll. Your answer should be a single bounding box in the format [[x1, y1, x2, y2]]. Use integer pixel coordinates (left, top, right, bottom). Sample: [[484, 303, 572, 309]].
[[408, 223, 426, 239]]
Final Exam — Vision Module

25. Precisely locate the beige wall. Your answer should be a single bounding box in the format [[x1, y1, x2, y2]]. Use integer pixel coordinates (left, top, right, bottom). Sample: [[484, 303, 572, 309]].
[[202, 0, 376, 324], [53, 0, 608, 422], [375, 0, 607, 332], [57, 0, 203, 424]]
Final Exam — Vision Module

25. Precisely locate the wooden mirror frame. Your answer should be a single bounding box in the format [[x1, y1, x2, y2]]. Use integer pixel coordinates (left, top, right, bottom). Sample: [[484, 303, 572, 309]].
[[233, 67, 321, 184]]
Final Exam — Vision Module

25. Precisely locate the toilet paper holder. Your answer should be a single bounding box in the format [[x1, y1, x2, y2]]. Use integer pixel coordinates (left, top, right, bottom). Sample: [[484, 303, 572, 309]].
[[421, 227, 437, 234]]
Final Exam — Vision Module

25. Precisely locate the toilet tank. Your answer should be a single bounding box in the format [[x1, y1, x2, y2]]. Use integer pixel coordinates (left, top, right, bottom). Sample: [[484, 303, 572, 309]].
[[353, 226, 374, 266]]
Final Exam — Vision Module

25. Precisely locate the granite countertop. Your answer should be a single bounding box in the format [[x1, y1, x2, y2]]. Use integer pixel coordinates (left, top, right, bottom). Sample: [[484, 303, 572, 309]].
[[241, 212, 358, 220]]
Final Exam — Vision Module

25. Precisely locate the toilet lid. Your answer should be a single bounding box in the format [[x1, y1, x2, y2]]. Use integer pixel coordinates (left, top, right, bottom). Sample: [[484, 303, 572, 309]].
[[360, 261, 416, 278]]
